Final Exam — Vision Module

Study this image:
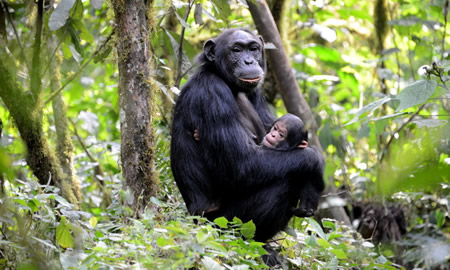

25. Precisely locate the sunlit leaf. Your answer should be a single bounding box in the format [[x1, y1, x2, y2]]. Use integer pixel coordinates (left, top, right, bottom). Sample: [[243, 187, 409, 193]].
[[214, 217, 228, 228], [89, 216, 98, 228], [317, 238, 331, 249], [56, 217, 74, 248], [196, 230, 209, 243], [330, 248, 347, 259], [322, 220, 336, 231], [395, 80, 437, 112], [240, 220, 255, 239], [49, 0, 76, 31]]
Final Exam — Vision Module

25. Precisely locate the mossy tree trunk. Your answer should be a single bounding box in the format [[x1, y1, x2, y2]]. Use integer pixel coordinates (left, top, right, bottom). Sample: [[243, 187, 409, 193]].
[[112, 0, 159, 215], [0, 1, 81, 207], [48, 43, 82, 205], [0, 56, 81, 207]]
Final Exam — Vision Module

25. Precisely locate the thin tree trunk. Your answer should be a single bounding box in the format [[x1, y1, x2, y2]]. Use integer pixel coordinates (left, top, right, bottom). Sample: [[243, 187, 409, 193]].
[[112, 0, 158, 214], [49, 45, 82, 206], [248, 0, 351, 225], [248, 0, 322, 151]]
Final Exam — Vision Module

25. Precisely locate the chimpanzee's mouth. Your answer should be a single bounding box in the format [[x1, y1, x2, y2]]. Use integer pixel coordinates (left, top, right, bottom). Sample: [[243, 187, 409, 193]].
[[239, 76, 262, 84]]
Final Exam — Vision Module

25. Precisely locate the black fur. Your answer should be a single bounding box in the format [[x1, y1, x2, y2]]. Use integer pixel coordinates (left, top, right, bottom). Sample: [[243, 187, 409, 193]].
[[170, 29, 324, 242]]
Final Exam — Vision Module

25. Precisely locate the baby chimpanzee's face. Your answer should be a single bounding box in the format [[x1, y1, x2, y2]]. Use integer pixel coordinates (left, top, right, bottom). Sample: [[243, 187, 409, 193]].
[[262, 121, 287, 148]]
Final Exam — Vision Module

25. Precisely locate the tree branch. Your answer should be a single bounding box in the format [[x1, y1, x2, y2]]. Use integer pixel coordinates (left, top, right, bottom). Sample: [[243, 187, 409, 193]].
[[30, 0, 44, 98], [174, 0, 194, 89]]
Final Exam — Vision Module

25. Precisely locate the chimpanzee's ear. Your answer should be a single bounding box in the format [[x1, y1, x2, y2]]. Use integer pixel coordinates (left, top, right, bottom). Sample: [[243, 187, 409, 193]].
[[258, 36, 266, 71], [204, 39, 216, 62]]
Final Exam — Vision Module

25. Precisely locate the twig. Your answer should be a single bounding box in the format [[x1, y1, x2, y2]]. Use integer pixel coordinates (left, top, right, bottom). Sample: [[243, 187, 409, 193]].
[[1, 1, 30, 73], [174, 0, 194, 89], [42, 29, 115, 107], [68, 118, 96, 162]]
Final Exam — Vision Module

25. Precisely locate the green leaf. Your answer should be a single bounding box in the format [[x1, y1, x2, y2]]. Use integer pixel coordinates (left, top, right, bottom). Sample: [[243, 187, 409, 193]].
[[72, 19, 94, 43], [94, 230, 104, 238], [308, 218, 327, 240], [317, 238, 331, 249], [330, 248, 347, 259], [196, 230, 209, 243], [328, 232, 344, 241], [48, 0, 76, 31], [232, 217, 243, 224], [345, 96, 392, 126], [214, 217, 228, 228], [434, 210, 445, 228], [395, 80, 437, 112], [211, 0, 231, 21], [240, 220, 256, 239], [13, 199, 30, 210], [156, 237, 167, 247], [56, 217, 74, 248], [89, 216, 98, 228], [27, 199, 40, 212], [322, 220, 336, 231]]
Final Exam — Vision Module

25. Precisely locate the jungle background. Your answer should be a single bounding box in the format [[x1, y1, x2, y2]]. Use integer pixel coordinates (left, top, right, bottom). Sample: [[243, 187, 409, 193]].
[[0, 0, 449, 269]]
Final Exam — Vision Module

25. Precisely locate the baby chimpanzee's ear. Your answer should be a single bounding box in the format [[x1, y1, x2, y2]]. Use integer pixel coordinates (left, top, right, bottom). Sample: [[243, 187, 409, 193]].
[[297, 140, 308, 149]]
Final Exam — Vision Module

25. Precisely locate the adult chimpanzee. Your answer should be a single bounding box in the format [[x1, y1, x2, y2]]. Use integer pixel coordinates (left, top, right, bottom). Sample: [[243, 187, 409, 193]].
[[170, 28, 324, 242]]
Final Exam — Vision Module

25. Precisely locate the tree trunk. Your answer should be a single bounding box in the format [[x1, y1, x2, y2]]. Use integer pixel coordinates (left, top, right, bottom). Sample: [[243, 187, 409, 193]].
[[112, 0, 159, 215], [248, 0, 351, 226], [0, 55, 81, 207], [49, 46, 82, 206]]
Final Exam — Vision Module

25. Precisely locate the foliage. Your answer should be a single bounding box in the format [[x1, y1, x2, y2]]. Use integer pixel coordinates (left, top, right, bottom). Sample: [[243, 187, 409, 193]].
[[0, 0, 449, 269], [0, 171, 397, 269]]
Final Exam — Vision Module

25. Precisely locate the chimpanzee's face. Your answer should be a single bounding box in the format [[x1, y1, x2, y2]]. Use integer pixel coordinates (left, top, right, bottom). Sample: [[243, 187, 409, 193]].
[[224, 31, 265, 89], [262, 120, 288, 149], [203, 29, 265, 91]]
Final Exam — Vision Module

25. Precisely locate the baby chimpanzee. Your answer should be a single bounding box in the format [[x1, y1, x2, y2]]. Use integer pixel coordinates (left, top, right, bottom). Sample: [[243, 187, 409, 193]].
[[262, 113, 323, 217], [262, 113, 308, 150]]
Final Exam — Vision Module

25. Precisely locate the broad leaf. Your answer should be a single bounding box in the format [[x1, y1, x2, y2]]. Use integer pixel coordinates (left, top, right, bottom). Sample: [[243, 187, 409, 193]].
[[395, 80, 437, 112], [56, 217, 74, 248], [309, 218, 327, 240], [240, 220, 256, 239], [330, 248, 347, 259], [345, 96, 392, 126], [412, 119, 447, 128], [49, 0, 76, 31], [214, 217, 228, 228]]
